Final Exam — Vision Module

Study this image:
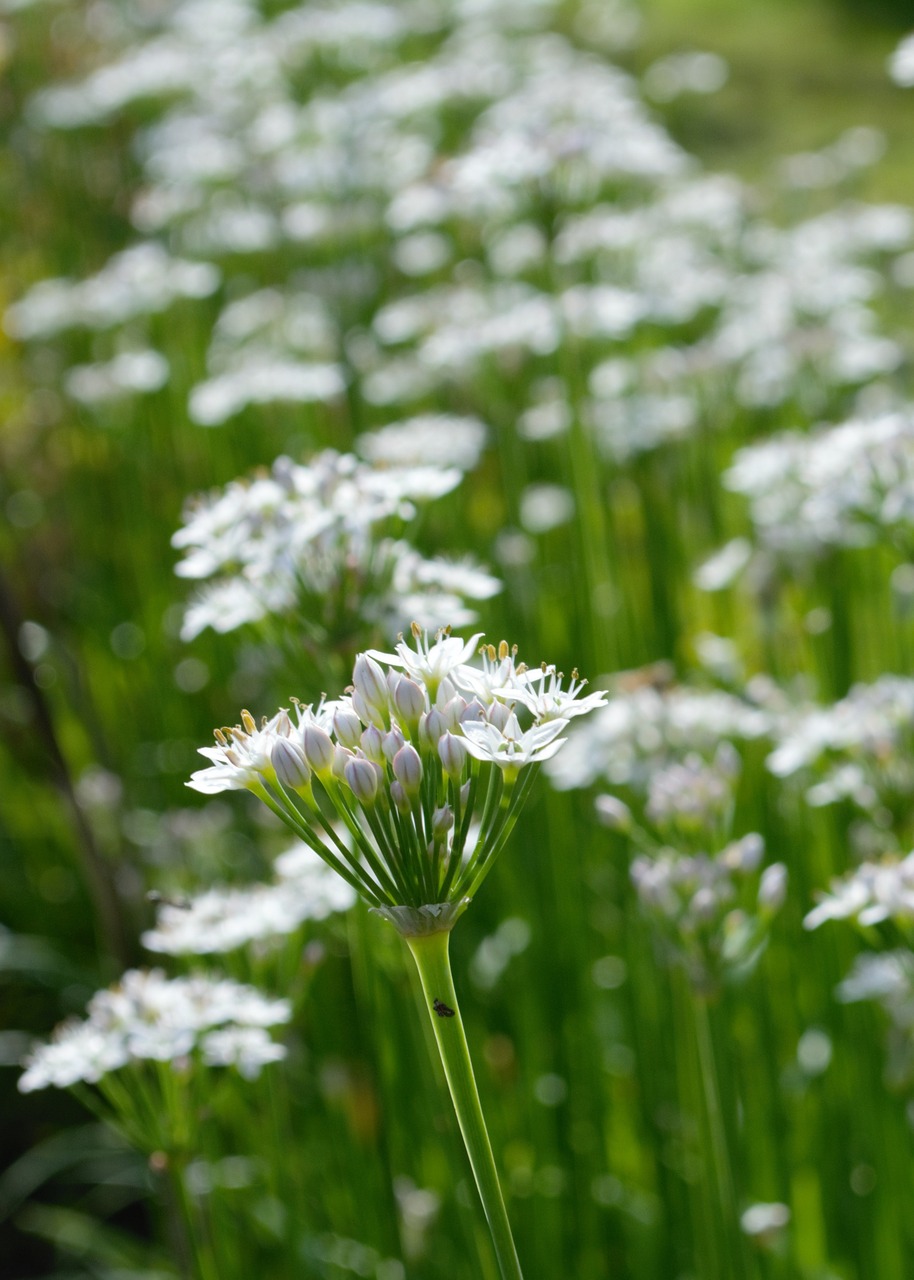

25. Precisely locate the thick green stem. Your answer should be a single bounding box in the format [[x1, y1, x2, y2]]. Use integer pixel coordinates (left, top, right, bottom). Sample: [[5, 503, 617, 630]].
[[406, 930, 524, 1280]]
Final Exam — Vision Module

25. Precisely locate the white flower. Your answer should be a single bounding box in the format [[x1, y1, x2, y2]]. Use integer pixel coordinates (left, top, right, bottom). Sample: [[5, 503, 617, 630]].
[[740, 1203, 790, 1239], [460, 711, 566, 772], [889, 34, 914, 88], [19, 970, 291, 1092], [19, 1022, 129, 1093], [837, 952, 913, 1003], [201, 1026, 287, 1078], [502, 664, 608, 723], [367, 625, 483, 695], [804, 852, 914, 931], [142, 844, 356, 955], [356, 414, 487, 471], [187, 708, 292, 794]]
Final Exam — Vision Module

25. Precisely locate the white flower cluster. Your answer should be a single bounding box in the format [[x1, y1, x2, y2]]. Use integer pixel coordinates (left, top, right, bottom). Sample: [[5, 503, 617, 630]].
[[767, 675, 914, 814], [837, 950, 914, 1091], [631, 834, 788, 989], [889, 34, 914, 88], [804, 852, 914, 931], [142, 842, 357, 955], [173, 447, 499, 641], [698, 406, 914, 596], [708, 409, 914, 572], [546, 679, 772, 795], [19, 969, 291, 1092], [5, 0, 909, 460], [644, 748, 739, 843], [188, 625, 606, 918], [4, 244, 219, 339]]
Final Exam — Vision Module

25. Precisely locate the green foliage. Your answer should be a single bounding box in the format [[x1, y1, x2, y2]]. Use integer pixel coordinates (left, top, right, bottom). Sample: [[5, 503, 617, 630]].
[[2, 1, 914, 1278]]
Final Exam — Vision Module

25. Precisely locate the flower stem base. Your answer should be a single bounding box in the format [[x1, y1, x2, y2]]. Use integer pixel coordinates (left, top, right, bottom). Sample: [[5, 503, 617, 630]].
[[405, 929, 523, 1280]]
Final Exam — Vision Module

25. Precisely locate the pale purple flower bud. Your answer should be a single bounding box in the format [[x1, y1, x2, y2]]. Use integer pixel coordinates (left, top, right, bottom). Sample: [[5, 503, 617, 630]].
[[419, 708, 446, 749], [393, 677, 426, 725], [460, 700, 486, 724], [436, 676, 457, 705], [351, 688, 385, 730], [360, 725, 385, 762], [272, 738, 311, 790], [383, 727, 405, 762], [333, 706, 362, 749], [438, 732, 468, 780], [302, 724, 334, 775], [332, 745, 354, 781], [352, 655, 389, 721], [441, 696, 468, 730], [758, 862, 788, 912], [393, 744, 423, 794], [690, 886, 718, 923], [345, 756, 380, 806], [715, 741, 741, 780], [460, 780, 472, 806], [488, 701, 511, 731], [726, 832, 764, 873], [432, 804, 454, 838], [390, 779, 411, 815], [595, 795, 632, 832]]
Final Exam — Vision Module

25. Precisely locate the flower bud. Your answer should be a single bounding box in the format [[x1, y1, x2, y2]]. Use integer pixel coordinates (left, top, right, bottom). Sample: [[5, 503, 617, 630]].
[[758, 862, 788, 913], [392, 743, 423, 794], [438, 732, 468, 780], [432, 804, 454, 838], [360, 725, 385, 762], [302, 724, 334, 776], [345, 756, 380, 806], [419, 708, 446, 750], [488, 701, 511, 731], [333, 706, 362, 749], [689, 885, 718, 923], [383, 727, 405, 762], [271, 737, 311, 790], [352, 688, 383, 730], [595, 794, 632, 832], [436, 676, 457, 706], [332, 745, 354, 781], [723, 832, 764, 874], [393, 677, 426, 726], [440, 696, 468, 730], [390, 779, 411, 815], [460, 699, 486, 724], [352, 655, 389, 724]]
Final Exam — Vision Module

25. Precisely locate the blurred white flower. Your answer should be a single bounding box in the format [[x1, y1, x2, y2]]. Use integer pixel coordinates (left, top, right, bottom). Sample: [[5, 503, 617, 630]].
[[20, 970, 291, 1092]]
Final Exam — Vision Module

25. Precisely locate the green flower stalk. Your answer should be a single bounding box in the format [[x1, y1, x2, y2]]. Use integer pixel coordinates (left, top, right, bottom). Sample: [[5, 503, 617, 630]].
[[188, 623, 606, 1278]]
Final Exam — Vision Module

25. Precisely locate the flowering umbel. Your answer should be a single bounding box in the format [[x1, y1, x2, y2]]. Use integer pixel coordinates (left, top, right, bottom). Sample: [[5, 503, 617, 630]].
[[188, 625, 605, 932]]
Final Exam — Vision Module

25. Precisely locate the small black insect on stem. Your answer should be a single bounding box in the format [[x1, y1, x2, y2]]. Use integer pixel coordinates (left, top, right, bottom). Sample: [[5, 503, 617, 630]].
[[433, 998, 455, 1018]]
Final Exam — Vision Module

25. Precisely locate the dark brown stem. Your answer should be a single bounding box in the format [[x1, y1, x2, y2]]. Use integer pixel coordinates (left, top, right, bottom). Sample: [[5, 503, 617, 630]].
[[0, 567, 131, 966]]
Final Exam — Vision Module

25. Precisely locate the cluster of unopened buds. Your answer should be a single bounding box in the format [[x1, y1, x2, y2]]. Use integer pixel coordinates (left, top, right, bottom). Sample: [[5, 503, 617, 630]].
[[189, 624, 606, 932], [595, 747, 788, 990], [629, 835, 788, 990]]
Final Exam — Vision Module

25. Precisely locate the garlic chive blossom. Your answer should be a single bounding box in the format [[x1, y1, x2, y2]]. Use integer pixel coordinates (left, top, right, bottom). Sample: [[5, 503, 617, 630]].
[[187, 624, 606, 930]]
